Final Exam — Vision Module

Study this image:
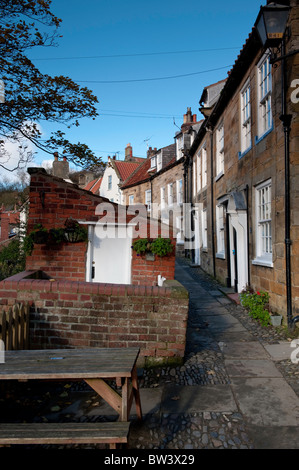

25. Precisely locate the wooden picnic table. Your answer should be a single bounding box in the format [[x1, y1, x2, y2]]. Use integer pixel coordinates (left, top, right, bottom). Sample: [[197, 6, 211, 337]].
[[0, 347, 142, 422]]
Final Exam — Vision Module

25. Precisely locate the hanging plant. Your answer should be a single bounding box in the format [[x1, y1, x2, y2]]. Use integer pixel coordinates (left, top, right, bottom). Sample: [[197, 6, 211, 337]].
[[63, 218, 88, 243]]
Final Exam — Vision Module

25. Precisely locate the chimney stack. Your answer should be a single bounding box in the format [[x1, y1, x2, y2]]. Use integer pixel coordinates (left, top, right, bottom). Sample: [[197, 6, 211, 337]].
[[125, 143, 133, 161], [52, 152, 70, 180]]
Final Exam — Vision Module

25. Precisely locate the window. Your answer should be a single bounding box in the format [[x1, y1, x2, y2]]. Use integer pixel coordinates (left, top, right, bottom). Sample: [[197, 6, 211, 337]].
[[216, 124, 224, 177], [145, 189, 151, 212], [216, 205, 225, 258], [108, 175, 112, 190], [257, 53, 272, 140], [202, 209, 207, 249], [193, 160, 197, 196], [160, 187, 166, 209], [253, 180, 272, 266], [240, 80, 251, 155], [196, 152, 202, 192], [168, 183, 173, 206], [151, 155, 157, 169], [129, 195, 134, 205], [177, 179, 183, 205], [202, 147, 207, 188]]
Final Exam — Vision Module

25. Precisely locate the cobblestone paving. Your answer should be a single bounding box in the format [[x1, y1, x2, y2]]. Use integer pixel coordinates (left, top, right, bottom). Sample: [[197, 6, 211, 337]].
[[0, 257, 298, 450]]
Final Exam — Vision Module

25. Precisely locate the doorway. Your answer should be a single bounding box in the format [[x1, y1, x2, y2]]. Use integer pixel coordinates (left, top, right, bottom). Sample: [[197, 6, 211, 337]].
[[86, 224, 132, 284], [227, 192, 248, 293]]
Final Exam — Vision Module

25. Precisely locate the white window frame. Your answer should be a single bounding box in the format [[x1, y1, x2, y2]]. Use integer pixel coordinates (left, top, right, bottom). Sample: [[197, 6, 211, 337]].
[[193, 159, 197, 197], [160, 186, 166, 209], [257, 52, 272, 140], [201, 209, 207, 250], [108, 175, 112, 190], [216, 123, 224, 178], [129, 195, 134, 205], [252, 179, 273, 267], [240, 79, 251, 155], [216, 204, 225, 258], [145, 189, 151, 212], [202, 147, 207, 188], [177, 179, 183, 205], [196, 152, 202, 192], [150, 155, 157, 169], [168, 183, 174, 207]]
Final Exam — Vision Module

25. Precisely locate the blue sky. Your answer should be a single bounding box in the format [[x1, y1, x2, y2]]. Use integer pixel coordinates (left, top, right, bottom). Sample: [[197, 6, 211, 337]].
[[2, 0, 265, 179]]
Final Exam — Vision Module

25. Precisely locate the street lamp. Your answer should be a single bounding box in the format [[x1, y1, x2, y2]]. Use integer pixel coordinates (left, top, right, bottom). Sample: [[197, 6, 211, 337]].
[[254, 2, 299, 329], [255, 3, 290, 49]]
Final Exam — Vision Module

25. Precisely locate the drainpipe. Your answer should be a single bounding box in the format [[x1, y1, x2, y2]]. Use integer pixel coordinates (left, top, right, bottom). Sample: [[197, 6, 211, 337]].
[[188, 154, 195, 263], [279, 38, 297, 328], [246, 184, 250, 287], [183, 156, 189, 258]]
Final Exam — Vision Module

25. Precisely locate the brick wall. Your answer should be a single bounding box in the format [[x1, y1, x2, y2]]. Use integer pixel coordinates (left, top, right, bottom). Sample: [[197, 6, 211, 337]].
[[25, 168, 176, 286], [0, 274, 189, 366]]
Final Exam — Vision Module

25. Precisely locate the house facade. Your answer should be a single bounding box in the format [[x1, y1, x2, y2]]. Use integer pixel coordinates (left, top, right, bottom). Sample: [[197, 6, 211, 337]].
[[186, 1, 299, 324], [122, 109, 202, 251], [99, 144, 145, 204]]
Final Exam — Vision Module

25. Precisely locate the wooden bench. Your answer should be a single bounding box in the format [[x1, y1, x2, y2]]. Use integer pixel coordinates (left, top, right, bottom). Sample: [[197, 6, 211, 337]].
[[0, 422, 130, 449]]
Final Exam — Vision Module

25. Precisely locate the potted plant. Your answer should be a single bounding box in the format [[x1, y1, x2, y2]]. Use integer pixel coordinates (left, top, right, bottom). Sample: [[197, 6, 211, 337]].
[[132, 236, 173, 260], [63, 218, 88, 243]]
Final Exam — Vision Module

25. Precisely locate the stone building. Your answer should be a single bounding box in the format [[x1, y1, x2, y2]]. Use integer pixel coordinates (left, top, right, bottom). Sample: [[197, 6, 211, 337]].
[[186, 0, 299, 325], [121, 109, 202, 252]]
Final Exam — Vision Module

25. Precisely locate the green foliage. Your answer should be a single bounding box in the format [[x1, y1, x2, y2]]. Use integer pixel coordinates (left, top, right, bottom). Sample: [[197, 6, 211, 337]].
[[150, 237, 173, 257], [0, 238, 26, 281], [240, 290, 271, 327], [23, 220, 88, 255], [132, 238, 151, 255], [0, 0, 101, 171], [132, 237, 173, 257]]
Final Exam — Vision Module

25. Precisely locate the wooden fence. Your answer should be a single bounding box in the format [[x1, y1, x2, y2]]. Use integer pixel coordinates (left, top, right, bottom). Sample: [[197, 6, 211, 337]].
[[0, 303, 30, 350]]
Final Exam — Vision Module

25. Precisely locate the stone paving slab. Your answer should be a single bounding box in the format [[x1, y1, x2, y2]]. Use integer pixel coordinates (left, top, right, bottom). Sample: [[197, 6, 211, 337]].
[[221, 341, 269, 359], [161, 384, 237, 414], [245, 425, 299, 449], [231, 377, 299, 426], [224, 359, 283, 378], [263, 341, 294, 361]]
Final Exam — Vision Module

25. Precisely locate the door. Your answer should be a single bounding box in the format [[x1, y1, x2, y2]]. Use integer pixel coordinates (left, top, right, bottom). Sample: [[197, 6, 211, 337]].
[[87, 224, 132, 284], [233, 227, 238, 292], [228, 212, 248, 293]]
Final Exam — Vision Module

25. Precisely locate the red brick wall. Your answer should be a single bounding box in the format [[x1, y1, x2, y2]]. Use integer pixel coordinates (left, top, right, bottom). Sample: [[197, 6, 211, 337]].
[[26, 169, 176, 286], [131, 246, 176, 286], [0, 275, 189, 365]]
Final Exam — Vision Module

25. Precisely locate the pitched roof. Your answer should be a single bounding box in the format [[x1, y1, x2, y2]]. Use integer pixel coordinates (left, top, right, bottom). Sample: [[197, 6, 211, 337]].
[[121, 144, 178, 189], [112, 160, 143, 182], [84, 177, 103, 194], [121, 158, 153, 188]]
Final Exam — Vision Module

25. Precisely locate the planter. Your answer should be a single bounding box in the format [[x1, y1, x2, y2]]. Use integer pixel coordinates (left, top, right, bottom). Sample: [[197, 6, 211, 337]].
[[270, 315, 282, 327], [145, 252, 155, 261]]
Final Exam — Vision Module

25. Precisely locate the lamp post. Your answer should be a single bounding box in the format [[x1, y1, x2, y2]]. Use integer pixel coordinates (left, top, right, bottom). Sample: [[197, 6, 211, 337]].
[[254, 2, 299, 329]]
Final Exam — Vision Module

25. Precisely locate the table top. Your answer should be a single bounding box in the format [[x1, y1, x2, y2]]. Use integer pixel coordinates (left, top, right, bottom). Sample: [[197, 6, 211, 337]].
[[0, 347, 140, 380]]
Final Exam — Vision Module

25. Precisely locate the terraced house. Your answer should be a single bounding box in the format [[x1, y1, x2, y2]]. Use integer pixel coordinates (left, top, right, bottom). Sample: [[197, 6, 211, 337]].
[[186, 0, 299, 326]]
